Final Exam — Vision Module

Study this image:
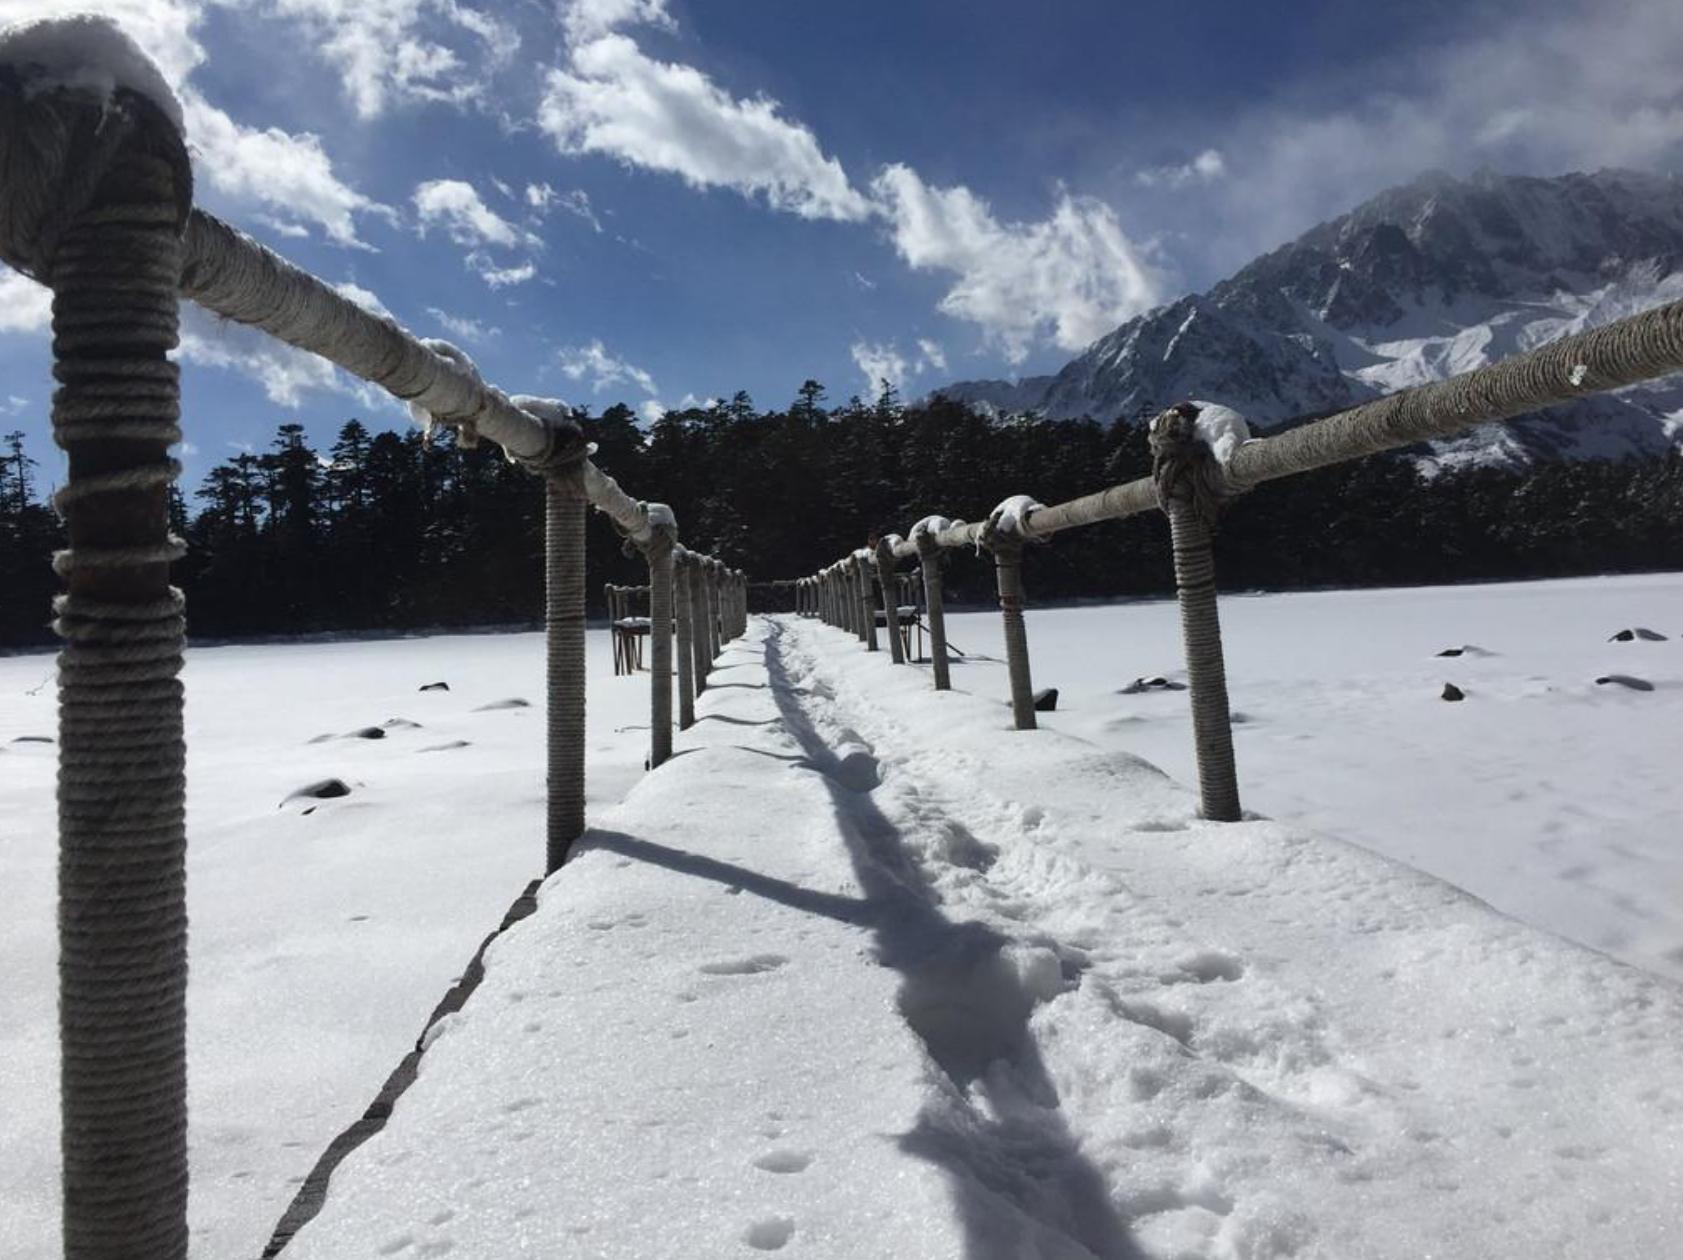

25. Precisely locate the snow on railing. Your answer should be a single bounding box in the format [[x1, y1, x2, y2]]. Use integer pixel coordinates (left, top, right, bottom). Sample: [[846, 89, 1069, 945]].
[[0, 19, 748, 1259], [798, 303, 1683, 826]]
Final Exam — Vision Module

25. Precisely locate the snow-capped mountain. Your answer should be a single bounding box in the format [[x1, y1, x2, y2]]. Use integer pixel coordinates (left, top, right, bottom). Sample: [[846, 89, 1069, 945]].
[[937, 169, 1683, 468]]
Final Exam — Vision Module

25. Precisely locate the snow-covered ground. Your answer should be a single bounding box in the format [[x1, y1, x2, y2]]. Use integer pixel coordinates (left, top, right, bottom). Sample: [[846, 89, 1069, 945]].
[[0, 632, 658, 1259], [3, 573, 1681, 1258]]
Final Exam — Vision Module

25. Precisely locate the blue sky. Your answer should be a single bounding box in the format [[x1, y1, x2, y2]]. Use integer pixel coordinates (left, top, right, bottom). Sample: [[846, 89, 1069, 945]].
[[3, 0, 1682, 495]]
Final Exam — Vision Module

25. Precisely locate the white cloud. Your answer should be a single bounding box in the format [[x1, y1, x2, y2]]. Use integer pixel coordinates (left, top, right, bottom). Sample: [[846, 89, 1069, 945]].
[[468, 256, 537, 288], [0, 270, 53, 335], [178, 307, 352, 407], [265, 0, 520, 119], [637, 398, 666, 424], [254, 215, 311, 239], [559, 0, 673, 44], [849, 338, 947, 397], [538, 34, 873, 222], [557, 339, 658, 395], [184, 93, 393, 249], [528, 183, 604, 232], [871, 165, 1164, 362], [1136, 148, 1226, 189], [426, 306, 500, 341], [414, 178, 537, 248], [334, 281, 393, 319], [1173, 0, 1683, 268]]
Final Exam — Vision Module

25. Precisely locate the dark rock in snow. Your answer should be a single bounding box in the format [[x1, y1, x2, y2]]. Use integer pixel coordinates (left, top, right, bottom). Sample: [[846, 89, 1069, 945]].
[[347, 726, 386, 740], [1609, 629, 1635, 641], [284, 778, 351, 806], [1033, 688, 1059, 712], [1441, 683, 1466, 702], [381, 718, 422, 730], [1121, 676, 1187, 695], [1596, 674, 1655, 691], [1437, 647, 1465, 657], [11, 734, 52, 743], [1635, 627, 1667, 641], [474, 698, 531, 711], [419, 681, 450, 691]]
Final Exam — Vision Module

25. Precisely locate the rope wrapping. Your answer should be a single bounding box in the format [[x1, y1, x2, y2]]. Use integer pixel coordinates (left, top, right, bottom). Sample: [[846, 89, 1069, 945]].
[[1150, 407, 1242, 822], [687, 552, 711, 695], [875, 540, 906, 665], [915, 535, 952, 691], [544, 470, 587, 872], [986, 535, 1038, 731], [646, 529, 675, 768], [853, 553, 878, 651], [674, 554, 696, 729], [0, 80, 196, 1260]]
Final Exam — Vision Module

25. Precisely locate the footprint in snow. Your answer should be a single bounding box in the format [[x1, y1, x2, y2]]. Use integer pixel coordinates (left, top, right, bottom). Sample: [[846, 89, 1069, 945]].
[[699, 954, 788, 976], [418, 740, 472, 752], [751, 1150, 813, 1174], [474, 697, 531, 711], [743, 1217, 796, 1251]]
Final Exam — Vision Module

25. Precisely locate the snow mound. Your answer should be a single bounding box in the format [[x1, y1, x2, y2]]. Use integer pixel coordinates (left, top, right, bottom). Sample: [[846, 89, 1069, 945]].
[[1188, 399, 1252, 465]]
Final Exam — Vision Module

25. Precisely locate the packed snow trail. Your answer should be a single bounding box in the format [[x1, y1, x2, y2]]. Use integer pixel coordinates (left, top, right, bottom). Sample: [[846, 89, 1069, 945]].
[[281, 614, 1683, 1260]]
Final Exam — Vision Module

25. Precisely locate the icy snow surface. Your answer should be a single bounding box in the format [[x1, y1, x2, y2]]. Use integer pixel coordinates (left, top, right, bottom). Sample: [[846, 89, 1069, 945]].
[[3, 574, 1682, 1258], [0, 15, 183, 130]]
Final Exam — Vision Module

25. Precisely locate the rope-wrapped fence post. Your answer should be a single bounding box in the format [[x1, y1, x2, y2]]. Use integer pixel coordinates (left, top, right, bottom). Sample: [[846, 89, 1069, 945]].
[[0, 72, 194, 1259], [688, 552, 712, 693], [705, 559, 723, 664], [915, 533, 952, 691], [989, 534, 1038, 730], [644, 512, 676, 768], [875, 539, 906, 664], [674, 552, 696, 729], [1150, 404, 1242, 822], [853, 553, 878, 651], [544, 466, 588, 871]]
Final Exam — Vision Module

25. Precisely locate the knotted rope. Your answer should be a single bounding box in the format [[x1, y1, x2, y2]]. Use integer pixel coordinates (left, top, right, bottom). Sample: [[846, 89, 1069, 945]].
[[1148, 403, 1241, 822], [0, 75, 193, 1260]]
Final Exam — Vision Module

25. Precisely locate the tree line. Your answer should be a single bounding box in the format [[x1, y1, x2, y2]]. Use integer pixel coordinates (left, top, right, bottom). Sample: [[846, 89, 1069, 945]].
[[4, 385, 1682, 647]]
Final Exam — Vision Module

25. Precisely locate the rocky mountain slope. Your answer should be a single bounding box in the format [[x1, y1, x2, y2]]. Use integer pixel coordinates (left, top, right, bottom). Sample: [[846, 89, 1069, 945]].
[[937, 169, 1683, 469]]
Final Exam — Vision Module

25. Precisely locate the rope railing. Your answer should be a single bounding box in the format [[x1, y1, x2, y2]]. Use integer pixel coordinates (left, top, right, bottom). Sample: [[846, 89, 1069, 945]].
[[799, 297, 1683, 824], [0, 26, 749, 1260]]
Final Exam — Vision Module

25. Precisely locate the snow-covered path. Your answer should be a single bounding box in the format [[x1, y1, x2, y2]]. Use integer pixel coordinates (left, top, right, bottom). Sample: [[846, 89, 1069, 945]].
[[286, 614, 1683, 1260]]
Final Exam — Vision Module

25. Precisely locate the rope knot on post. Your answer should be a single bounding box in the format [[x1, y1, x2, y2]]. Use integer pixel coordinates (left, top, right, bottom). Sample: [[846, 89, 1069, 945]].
[[1149, 400, 1251, 530], [508, 394, 595, 480]]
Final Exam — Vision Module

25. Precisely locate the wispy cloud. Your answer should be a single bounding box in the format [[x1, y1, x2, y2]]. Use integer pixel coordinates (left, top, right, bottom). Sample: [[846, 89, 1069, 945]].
[[849, 337, 947, 397], [538, 34, 874, 223], [426, 306, 501, 341], [1135, 149, 1226, 189], [557, 339, 658, 395], [527, 182, 604, 232], [871, 166, 1164, 362], [415, 179, 542, 286], [558, 0, 674, 45], [334, 280, 394, 320]]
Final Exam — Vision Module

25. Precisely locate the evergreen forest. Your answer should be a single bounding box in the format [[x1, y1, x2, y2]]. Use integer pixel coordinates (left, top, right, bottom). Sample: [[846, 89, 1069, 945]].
[[4, 386, 1682, 648]]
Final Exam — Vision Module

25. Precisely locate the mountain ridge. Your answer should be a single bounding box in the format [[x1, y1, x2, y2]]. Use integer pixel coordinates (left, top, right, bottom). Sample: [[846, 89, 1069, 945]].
[[935, 168, 1683, 469]]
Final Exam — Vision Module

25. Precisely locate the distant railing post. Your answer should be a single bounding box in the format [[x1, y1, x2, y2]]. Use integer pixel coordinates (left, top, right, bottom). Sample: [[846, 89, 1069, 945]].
[[2, 79, 196, 1260], [853, 553, 879, 651], [986, 531, 1037, 730], [645, 517, 676, 768], [705, 559, 723, 663], [915, 534, 952, 691], [688, 552, 711, 694], [1151, 405, 1241, 822], [875, 539, 906, 664], [544, 467, 588, 870], [674, 554, 696, 727]]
